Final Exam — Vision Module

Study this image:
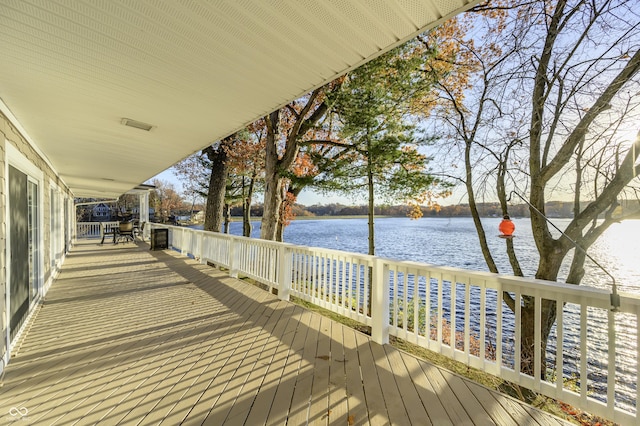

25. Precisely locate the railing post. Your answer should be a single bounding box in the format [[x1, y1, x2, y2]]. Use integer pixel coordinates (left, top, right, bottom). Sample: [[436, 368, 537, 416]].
[[371, 257, 389, 345], [180, 228, 187, 256], [278, 245, 292, 301], [198, 232, 206, 264], [229, 237, 238, 278]]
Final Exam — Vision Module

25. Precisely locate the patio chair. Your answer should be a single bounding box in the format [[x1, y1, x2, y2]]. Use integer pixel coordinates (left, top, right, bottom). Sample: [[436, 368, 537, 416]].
[[100, 222, 117, 244], [116, 221, 135, 243], [134, 221, 146, 241]]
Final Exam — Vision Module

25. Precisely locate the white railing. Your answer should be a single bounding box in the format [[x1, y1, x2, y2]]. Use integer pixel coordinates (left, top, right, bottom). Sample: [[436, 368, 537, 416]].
[[144, 224, 639, 424], [76, 221, 119, 239]]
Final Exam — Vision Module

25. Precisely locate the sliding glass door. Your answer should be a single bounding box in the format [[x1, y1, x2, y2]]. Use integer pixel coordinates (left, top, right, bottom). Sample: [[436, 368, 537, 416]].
[[8, 166, 40, 342], [9, 165, 29, 341]]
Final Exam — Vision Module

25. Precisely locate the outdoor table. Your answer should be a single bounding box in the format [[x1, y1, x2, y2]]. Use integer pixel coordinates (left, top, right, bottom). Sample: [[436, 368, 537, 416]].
[[100, 222, 118, 244]]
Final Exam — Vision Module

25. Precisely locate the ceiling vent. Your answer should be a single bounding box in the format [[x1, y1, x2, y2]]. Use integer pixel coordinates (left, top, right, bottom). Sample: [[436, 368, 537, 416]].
[[121, 118, 155, 131]]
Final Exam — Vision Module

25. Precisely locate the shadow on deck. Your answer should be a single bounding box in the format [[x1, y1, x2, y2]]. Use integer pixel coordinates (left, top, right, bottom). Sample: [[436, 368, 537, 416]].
[[0, 239, 571, 425]]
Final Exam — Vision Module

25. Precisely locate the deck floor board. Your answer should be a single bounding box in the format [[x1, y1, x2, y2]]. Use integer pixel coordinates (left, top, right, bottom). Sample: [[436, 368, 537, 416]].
[[0, 240, 573, 425]]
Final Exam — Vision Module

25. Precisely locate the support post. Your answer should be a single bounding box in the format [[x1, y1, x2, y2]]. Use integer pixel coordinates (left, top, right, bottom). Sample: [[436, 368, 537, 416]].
[[370, 258, 389, 345], [278, 245, 292, 301], [198, 233, 206, 264], [229, 237, 238, 278], [180, 228, 187, 256], [139, 191, 150, 240]]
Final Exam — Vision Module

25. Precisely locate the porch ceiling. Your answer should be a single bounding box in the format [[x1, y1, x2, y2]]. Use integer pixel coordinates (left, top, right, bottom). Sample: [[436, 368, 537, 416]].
[[0, 0, 476, 198]]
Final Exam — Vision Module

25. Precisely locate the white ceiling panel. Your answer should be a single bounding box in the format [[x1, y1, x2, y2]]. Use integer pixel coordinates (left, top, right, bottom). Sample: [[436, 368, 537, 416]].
[[0, 0, 477, 198]]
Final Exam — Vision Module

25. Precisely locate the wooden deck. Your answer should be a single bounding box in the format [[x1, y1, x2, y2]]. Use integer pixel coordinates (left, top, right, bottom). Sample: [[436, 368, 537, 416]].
[[0, 239, 572, 425]]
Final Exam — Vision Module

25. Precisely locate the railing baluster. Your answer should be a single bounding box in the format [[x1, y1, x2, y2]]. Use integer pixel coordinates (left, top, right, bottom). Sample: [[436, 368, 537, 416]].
[[515, 290, 521, 375], [322, 255, 328, 305], [363, 261, 370, 319], [338, 256, 348, 309], [580, 301, 588, 406], [313, 253, 318, 300], [479, 281, 486, 366], [637, 305, 640, 420], [451, 276, 457, 351], [464, 277, 470, 358], [496, 281, 503, 376], [534, 292, 542, 390], [322, 254, 336, 307], [291, 250, 298, 292], [342, 256, 351, 312], [414, 270, 420, 338], [437, 273, 443, 347], [607, 309, 616, 418], [427, 272, 433, 343], [393, 267, 399, 329], [556, 296, 564, 398], [403, 269, 409, 334]]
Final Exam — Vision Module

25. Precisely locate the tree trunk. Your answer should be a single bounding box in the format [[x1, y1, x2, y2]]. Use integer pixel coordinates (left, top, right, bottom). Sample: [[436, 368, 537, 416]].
[[261, 111, 282, 240], [276, 186, 286, 242], [243, 202, 252, 237], [519, 299, 557, 380], [242, 175, 255, 238], [260, 88, 332, 240], [465, 140, 498, 273], [567, 249, 587, 285], [261, 174, 283, 240], [203, 143, 229, 232], [277, 185, 304, 243], [497, 146, 523, 277], [223, 203, 231, 234], [367, 151, 375, 256], [275, 216, 284, 242], [520, 245, 565, 378]]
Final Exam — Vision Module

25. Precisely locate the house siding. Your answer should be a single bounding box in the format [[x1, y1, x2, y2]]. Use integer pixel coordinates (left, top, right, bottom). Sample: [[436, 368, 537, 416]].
[[0, 111, 73, 368]]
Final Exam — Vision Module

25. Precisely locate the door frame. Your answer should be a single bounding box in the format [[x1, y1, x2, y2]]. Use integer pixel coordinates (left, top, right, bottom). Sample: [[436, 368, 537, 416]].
[[4, 141, 44, 363]]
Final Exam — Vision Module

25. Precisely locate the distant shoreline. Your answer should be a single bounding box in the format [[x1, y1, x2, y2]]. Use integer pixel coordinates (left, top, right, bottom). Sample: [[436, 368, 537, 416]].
[[199, 213, 640, 225], [224, 215, 392, 221], [226, 214, 640, 221]]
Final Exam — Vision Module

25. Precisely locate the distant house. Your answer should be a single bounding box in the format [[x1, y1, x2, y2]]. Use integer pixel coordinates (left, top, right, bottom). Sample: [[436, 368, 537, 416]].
[[91, 203, 112, 221], [131, 207, 155, 221]]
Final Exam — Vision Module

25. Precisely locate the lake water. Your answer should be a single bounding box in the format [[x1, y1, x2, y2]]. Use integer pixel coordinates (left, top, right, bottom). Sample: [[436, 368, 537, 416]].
[[226, 216, 640, 293], [213, 216, 640, 411]]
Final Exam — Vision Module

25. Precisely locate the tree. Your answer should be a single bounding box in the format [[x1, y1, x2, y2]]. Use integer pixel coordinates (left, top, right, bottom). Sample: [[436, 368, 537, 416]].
[[325, 43, 452, 255], [174, 127, 266, 235], [275, 151, 327, 241], [172, 154, 209, 216], [259, 22, 466, 242], [203, 135, 236, 232], [149, 179, 184, 223], [428, 0, 640, 377], [225, 125, 265, 237], [116, 193, 138, 219], [260, 82, 343, 241]]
